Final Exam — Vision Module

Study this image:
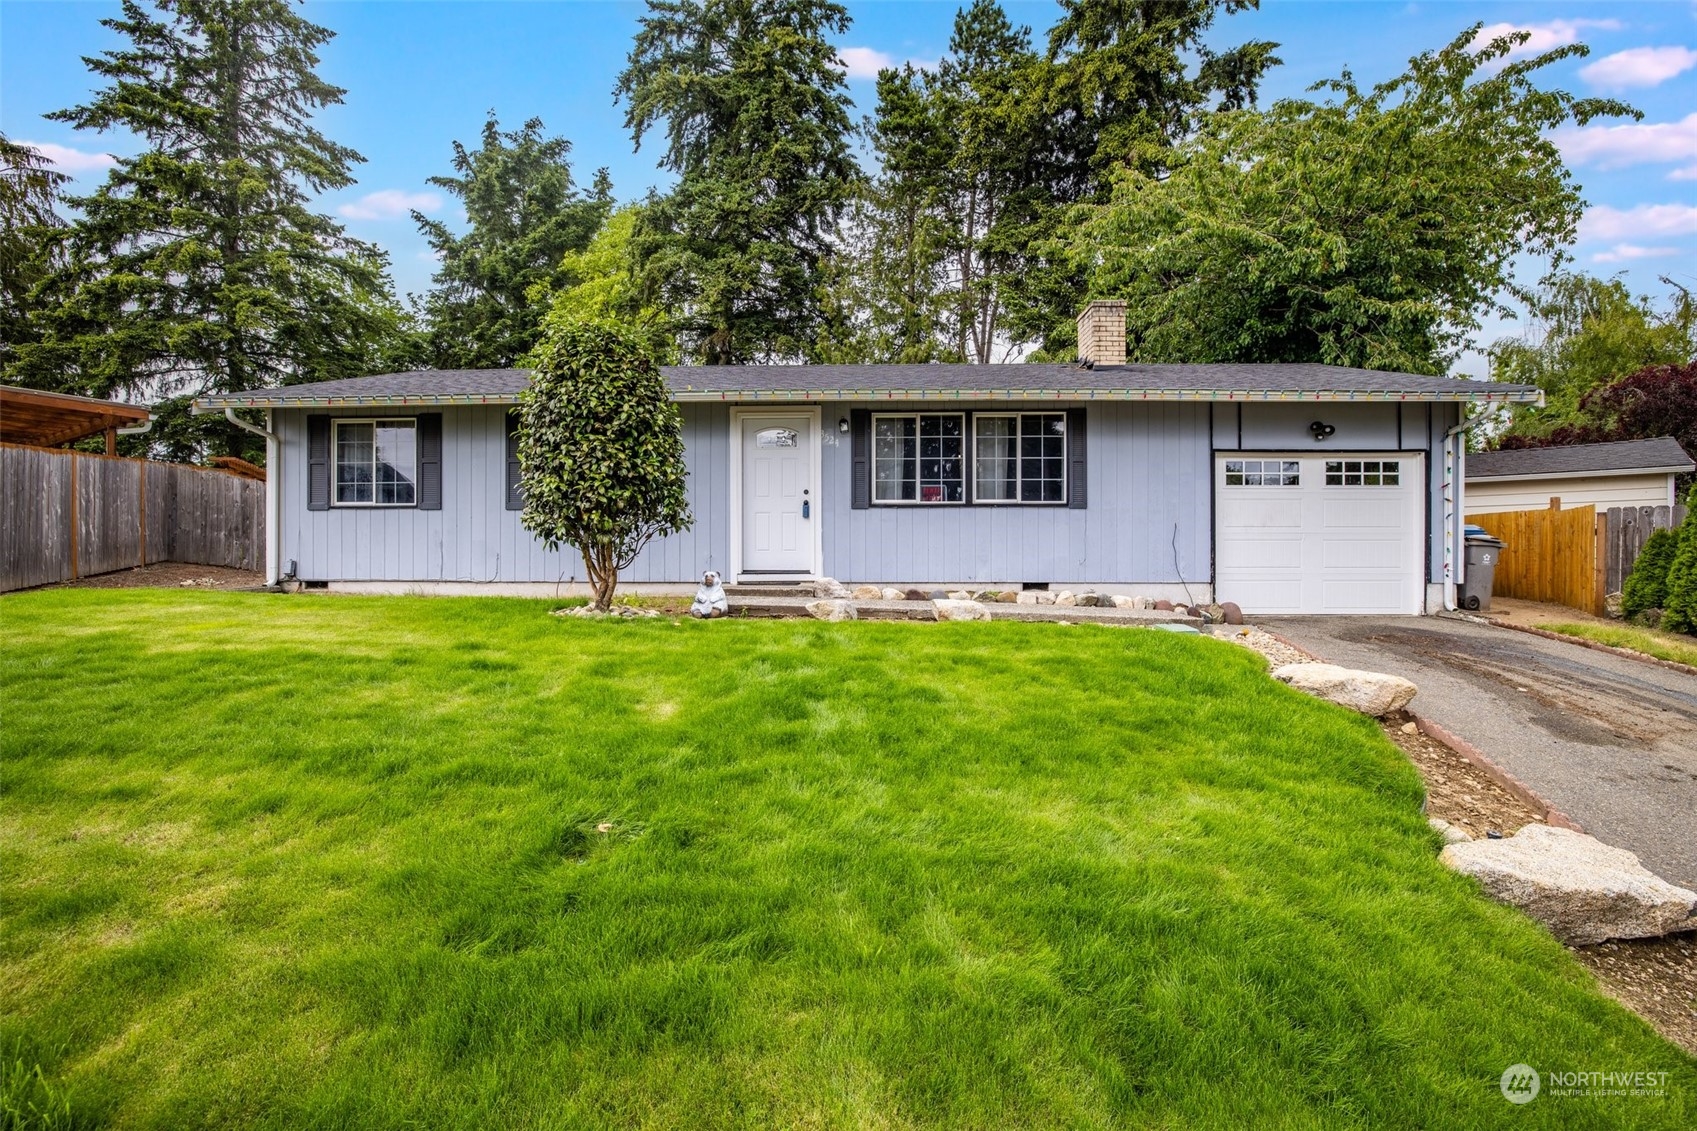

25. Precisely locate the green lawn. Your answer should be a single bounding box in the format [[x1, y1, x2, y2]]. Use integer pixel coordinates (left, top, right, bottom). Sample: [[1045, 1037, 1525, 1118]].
[[2, 592, 1692, 1129], [1542, 621, 1697, 668]]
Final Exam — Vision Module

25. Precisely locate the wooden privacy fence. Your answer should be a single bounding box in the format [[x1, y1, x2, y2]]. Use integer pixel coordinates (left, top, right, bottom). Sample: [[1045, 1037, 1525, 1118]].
[[1601, 504, 1688, 594], [1469, 501, 1690, 616], [1469, 504, 1604, 615], [0, 443, 264, 593]]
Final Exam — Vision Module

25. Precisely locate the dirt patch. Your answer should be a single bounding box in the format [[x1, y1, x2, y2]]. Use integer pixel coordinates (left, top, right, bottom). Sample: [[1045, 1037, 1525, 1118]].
[[1569, 933, 1697, 1057], [1377, 711, 1544, 839], [44, 563, 263, 590]]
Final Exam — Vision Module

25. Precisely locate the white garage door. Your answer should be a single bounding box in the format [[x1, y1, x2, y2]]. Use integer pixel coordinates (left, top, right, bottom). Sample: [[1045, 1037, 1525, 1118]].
[[1215, 454, 1424, 614]]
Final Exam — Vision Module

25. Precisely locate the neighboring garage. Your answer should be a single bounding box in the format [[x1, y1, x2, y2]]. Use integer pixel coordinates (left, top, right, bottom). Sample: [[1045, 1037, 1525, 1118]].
[[1214, 452, 1425, 614]]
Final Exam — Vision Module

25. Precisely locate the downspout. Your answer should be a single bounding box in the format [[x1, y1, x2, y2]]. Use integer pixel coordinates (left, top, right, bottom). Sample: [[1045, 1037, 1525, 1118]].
[[1442, 404, 1499, 612], [194, 406, 282, 585]]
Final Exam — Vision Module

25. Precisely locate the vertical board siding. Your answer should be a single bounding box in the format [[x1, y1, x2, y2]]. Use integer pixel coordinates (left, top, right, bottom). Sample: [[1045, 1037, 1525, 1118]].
[[273, 397, 1455, 588], [1470, 505, 1602, 614], [819, 400, 1211, 584], [0, 444, 263, 591], [280, 405, 731, 585]]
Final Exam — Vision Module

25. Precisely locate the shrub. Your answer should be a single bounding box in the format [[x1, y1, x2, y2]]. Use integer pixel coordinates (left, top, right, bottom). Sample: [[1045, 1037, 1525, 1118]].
[[1662, 487, 1697, 635], [517, 317, 692, 611], [1621, 528, 1678, 620]]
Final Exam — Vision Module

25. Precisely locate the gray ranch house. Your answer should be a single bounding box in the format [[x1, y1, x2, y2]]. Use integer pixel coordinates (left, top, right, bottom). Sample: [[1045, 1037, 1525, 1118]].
[[196, 303, 1541, 615]]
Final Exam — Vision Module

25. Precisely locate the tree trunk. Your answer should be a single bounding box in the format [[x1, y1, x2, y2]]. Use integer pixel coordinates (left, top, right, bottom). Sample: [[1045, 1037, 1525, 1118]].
[[582, 544, 619, 611]]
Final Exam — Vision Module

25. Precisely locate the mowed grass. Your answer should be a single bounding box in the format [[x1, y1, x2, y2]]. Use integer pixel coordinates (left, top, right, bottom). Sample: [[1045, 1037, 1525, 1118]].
[[2, 592, 1692, 1130], [1543, 621, 1697, 668]]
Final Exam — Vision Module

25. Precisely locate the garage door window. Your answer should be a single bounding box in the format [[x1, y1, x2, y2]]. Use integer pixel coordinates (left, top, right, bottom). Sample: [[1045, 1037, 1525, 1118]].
[[1224, 459, 1299, 486], [1326, 460, 1400, 486]]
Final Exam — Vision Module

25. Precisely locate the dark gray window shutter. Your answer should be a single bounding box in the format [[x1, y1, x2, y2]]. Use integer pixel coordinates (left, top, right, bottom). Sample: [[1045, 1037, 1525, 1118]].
[[416, 413, 442, 510], [505, 412, 524, 511], [307, 414, 330, 511], [1066, 407, 1087, 509], [850, 409, 870, 510]]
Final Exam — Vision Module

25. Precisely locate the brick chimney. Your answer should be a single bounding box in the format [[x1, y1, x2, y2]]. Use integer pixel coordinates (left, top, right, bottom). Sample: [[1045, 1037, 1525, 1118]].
[[1075, 300, 1127, 366]]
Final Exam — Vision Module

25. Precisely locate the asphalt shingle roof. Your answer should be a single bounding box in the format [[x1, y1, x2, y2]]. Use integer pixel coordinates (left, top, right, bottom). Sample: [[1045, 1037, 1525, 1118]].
[[195, 363, 1542, 409], [1467, 436, 1695, 479]]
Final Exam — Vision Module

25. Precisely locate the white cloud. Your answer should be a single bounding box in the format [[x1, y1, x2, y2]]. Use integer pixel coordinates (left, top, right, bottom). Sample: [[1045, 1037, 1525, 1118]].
[[838, 46, 895, 79], [1470, 19, 1620, 60], [1556, 112, 1697, 179], [18, 140, 117, 174], [1592, 243, 1679, 263], [337, 189, 441, 221], [1579, 203, 1697, 242], [1580, 45, 1697, 88]]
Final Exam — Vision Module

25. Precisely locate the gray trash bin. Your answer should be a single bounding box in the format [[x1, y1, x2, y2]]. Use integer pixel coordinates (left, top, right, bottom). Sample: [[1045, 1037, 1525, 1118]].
[[1459, 534, 1506, 611]]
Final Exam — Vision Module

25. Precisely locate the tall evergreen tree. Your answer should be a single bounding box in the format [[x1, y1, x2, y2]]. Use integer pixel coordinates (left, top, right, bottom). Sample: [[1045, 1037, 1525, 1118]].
[[9, 0, 409, 458], [616, 0, 861, 364], [415, 115, 613, 369], [1008, 0, 1280, 354], [0, 136, 69, 372]]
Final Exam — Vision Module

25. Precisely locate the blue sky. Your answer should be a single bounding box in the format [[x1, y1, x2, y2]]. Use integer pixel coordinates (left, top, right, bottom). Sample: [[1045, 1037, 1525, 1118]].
[[4, 0, 1695, 372]]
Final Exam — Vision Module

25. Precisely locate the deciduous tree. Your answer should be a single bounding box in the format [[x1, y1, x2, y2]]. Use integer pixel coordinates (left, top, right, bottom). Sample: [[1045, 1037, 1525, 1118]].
[[1068, 25, 1635, 373]]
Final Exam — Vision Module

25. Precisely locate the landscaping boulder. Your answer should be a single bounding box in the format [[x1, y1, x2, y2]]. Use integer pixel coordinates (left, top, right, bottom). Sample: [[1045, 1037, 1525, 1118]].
[[1220, 601, 1244, 625], [1441, 824, 1697, 944], [851, 585, 883, 601], [1604, 591, 1624, 619], [1272, 662, 1417, 717], [946, 590, 973, 601], [904, 589, 927, 601], [1054, 591, 1077, 606], [933, 599, 990, 622], [996, 591, 1017, 603], [1427, 817, 1471, 845], [881, 588, 906, 601], [804, 599, 857, 622], [813, 578, 852, 599]]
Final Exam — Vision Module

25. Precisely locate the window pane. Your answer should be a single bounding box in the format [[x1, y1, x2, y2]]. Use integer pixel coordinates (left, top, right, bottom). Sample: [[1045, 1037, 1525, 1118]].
[[873, 417, 916, 501], [374, 422, 416, 505], [335, 422, 374, 503], [974, 417, 1017, 501], [918, 414, 963, 502], [1018, 414, 1066, 503]]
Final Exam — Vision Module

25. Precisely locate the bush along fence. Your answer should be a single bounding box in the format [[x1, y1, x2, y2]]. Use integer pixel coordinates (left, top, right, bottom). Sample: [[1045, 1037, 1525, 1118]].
[[0, 443, 264, 593], [1469, 500, 1689, 616]]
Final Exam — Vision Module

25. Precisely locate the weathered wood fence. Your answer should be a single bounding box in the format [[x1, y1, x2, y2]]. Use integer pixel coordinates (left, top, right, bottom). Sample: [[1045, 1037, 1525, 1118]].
[[1469, 501, 1688, 616], [0, 443, 264, 593], [1601, 504, 1688, 594]]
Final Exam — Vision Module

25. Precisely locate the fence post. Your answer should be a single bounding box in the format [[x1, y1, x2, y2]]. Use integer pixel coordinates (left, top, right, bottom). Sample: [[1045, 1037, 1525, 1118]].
[[138, 459, 147, 566], [1593, 510, 1608, 615], [68, 453, 79, 580]]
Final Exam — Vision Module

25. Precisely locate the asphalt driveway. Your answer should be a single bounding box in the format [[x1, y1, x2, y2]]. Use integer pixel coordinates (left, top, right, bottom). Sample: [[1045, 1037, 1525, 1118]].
[[1264, 615, 1697, 891]]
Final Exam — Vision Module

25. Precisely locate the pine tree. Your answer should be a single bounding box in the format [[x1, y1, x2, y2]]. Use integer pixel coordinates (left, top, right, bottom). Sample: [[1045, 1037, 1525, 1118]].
[[0, 136, 69, 371], [616, 0, 861, 364], [415, 115, 613, 369], [9, 0, 410, 457]]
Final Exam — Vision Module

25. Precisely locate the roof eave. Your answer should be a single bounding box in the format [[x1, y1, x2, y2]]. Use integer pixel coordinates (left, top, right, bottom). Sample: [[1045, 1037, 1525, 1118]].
[[195, 386, 1544, 410], [1466, 466, 1692, 483]]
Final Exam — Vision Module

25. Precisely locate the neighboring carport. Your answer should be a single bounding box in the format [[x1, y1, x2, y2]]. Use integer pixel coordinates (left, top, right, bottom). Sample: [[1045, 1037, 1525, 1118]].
[[0, 385, 152, 453]]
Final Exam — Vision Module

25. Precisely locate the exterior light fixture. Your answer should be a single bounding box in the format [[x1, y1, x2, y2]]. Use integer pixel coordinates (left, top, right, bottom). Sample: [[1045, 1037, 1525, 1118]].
[[1309, 420, 1336, 441], [838, 418, 850, 434]]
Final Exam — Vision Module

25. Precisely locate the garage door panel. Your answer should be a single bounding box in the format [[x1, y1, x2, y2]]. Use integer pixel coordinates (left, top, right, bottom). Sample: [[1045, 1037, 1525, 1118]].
[[1219, 534, 1303, 569], [1320, 537, 1404, 570], [1322, 498, 1405, 529], [1322, 579, 1409, 612], [1215, 454, 1421, 615], [1218, 497, 1303, 529]]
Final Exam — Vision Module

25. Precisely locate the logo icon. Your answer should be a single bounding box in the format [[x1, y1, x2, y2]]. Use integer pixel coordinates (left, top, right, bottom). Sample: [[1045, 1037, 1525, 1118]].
[[1501, 1064, 1540, 1104]]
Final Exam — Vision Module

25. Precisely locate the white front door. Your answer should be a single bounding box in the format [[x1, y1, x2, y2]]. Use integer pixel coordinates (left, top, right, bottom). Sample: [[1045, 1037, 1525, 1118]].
[[740, 414, 816, 575], [1215, 453, 1424, 614]]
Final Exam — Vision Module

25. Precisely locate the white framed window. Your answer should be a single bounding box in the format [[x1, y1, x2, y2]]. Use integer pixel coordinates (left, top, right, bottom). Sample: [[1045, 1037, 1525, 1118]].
[[1224, 459, 1300, 486], [872, 413, 965, 503], [973, 413, 1067, 503], [334, 418, 417, 506], [1325, 459, 1400, 486]]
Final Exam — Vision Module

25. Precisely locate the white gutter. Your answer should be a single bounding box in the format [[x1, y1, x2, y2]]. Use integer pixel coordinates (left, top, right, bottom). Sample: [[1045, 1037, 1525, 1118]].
[[1443, 405, 1506, 611], [116, 420, 153, 437]]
